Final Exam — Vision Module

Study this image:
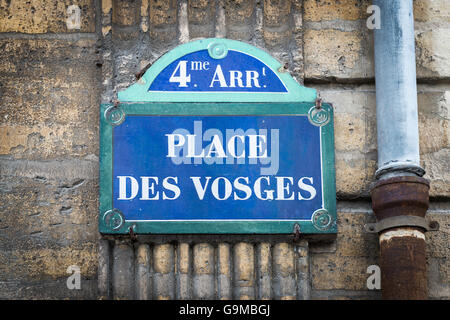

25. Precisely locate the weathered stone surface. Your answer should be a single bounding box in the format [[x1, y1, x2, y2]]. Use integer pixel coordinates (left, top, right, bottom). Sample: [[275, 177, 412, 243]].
[[416, 29, 450, 79], [414, 0, 450, 23], [256, 243, 271, 300], [0, 160, 98, 240], [0, 38, 99, 301], [112, 242, 135, 300], [188, 0, 215, 39], [153, 244, 175, 299], [273, 243, 296, 299], [304, 29, 374, 80], [428, 257, 450, 299], [264, 0, 291, 27], [303, 0, 370, 22], [112, 0, 139, 26], [426, 212, 450, 259], [295, 241, 310, 300], [225, 0, 254, 40], [153, 244, 174, 274], [135, 244, 151, 300], [98, 239, 111, 300], [193, 243, 214, 299], [0, 0, 95, 33], [303, 1, 450, 81], [418, 91, 449, 155], [217, 243, 232, 300], [0, 157, 98, 300], [418, 91, 450, 197], [310, 211, 378, 291], [263, 28, 291, 49], [233, 242, 255, 299], [422, 150, 450, 197], [149, 0, 178, 43], [176, 243, 190, 299], [319, 87, 450, 198], [0, 39, 100, 160]]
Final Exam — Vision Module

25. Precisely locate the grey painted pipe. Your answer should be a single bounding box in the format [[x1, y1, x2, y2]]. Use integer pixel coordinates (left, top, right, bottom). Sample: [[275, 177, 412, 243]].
[[373, 0, 425, 179]]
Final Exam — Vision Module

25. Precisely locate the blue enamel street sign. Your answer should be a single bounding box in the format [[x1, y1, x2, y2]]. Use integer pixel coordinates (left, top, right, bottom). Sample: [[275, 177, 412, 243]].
[[100, 39, 336, 234]]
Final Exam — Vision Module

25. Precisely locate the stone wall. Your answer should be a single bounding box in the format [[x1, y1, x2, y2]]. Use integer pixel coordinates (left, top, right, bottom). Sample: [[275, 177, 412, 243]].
[[0, 0, 448, 299]]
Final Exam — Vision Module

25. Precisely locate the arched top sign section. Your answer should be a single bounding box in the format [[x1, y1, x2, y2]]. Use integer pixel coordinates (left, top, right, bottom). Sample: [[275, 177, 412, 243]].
[[118, 38, 317, 103], [149, 49, 288, 93]]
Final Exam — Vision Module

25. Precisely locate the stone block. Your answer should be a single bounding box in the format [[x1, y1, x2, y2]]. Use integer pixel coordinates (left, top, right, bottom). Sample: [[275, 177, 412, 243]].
[[0, 0, 95, 33]]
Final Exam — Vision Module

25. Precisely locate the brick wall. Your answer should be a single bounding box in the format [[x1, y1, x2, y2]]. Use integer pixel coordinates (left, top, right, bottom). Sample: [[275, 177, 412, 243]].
[[0, 0, 448, 299]]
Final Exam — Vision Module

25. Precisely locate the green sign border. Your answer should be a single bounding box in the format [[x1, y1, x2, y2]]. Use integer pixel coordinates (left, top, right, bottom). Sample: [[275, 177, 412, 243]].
[[100, 38, 337, 234], [99, 102, 336, 234]]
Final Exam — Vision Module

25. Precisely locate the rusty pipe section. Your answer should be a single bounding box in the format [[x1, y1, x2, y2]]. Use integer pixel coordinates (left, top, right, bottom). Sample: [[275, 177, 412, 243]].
[[371, 177, 430, 299]]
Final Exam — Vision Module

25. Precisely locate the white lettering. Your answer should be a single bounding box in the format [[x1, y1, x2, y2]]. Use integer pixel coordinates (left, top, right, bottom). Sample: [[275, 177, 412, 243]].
[[190, 177, 212, 200], [275, 176, 295, 200], [254, 176, 274, 200], [162, 177, 180, 200], [166, 134, 186, 158], [246, 70, 260, 88], [209, 65, 228, 88], [211, 177, 232, 200], [233, 177, 252, 200], [140, 177, 159, 200], [298, 177, 317, 200], [229, 70, 244, 87], [118, 176, 139, 200]]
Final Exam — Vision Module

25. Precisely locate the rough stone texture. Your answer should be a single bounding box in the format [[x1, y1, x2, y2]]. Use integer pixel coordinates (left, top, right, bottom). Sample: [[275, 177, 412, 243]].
[[416, 29, 450, 79], [225, 0, 255, 41], [304, 28, 374, 81], [256, 243, 271, 300], [217, 243, 232, 299], [0, 38, 100, 160], [319, 85, 450, 199], [418, 90, 450, 198], [176, 242, 190, 299], [192, 243, 215, 299], [303, 0, 370, 22], [303, 0, 450, 81], [152, 244, 175, 299], [0, 36, 100, 300], [263, 0, 292, 48], [0, 0, 98, 302], [310, 211, 379, 293], [426, 212, 450, 299], [233, 242, 255, 299], [135, 244, 151, 300], [0, 158, 99, 299], [112, 0, 138, 26], [272, 243, 296, 300], [188, 0, 215, 39], [0, 0, 95, 33], [295, 241, 310, 300], [414, 0, 450, 23], [149, 0, 178, 44], [98, 239, 111, 299], [112, 241, 135, 299]]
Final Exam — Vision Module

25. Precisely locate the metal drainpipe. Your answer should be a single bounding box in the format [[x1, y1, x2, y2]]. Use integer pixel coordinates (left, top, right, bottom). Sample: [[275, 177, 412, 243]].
[[371, 0, 430, 299]]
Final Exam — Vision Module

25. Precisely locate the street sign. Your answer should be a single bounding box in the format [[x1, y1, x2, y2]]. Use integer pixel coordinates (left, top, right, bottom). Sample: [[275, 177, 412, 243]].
[[99, 39, 336, 234]]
